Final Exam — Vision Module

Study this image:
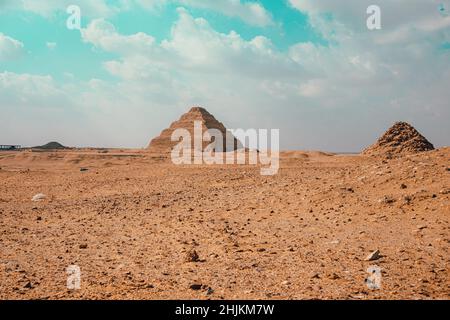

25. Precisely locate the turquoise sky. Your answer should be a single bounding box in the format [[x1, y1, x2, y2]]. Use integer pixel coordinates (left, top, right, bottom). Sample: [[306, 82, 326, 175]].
[[0, 1, 322, 81], [1, 1, 449, 150]]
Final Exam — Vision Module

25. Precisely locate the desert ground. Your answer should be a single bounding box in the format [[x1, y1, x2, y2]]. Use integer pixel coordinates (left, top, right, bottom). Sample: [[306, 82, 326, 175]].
[[0, 147, 449, 300]]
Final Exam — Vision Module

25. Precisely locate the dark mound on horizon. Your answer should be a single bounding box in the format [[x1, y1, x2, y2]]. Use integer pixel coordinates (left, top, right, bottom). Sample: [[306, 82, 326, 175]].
[[363, 122, 434, 156], [33, 141, 68, 150]]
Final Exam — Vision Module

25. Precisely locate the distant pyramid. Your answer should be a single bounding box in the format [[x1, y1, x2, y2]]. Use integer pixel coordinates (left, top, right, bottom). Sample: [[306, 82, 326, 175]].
[[363, 122, 434, 156], [148, 106, 242, 153], [33, 141, 68, 150]]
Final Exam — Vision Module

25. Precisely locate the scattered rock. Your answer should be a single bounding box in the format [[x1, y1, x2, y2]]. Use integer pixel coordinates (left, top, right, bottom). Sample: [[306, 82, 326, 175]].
[[365, 250, 381, 261], [79, 244, 88, 249], [23, 281, 33, 289], [31, 193, 46, 202], [379, 196, 395, 204], [328, 273, 340, 280], [189, 283, 203, 291], [400, 183, 407, 189], [328, 240, 340, 245], [403, 195, 414, 205], [185, 249, 200, 262]]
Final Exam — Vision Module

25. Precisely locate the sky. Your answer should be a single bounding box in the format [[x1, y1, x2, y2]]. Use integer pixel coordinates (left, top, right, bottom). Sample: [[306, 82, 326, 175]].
[[0, 0, 449, 152]]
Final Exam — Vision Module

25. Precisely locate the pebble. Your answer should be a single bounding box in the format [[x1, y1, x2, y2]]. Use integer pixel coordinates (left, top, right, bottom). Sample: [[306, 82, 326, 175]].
[[31, 194, 46, 202], [189, 284, 203, 291], [23, 282, 33, 289], [365, 250, 381, 261], [379, 196, 395, 204], [328, 273, 340, 280], [185, 249, 200, 262]]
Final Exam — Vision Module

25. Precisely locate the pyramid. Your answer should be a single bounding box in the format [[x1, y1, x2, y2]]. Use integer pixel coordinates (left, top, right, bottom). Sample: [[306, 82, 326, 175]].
[[363, 122, 434, 156], [148, 107, 242, 153], [33, 141, 68, 150]]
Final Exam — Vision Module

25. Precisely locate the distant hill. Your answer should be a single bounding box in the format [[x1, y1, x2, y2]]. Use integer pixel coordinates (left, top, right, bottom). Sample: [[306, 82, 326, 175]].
[[33, 141, 68, 150]]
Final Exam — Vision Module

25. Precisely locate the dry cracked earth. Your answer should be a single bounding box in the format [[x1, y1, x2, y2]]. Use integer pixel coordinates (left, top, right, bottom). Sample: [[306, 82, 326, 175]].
[[0, 148, 449, 300]]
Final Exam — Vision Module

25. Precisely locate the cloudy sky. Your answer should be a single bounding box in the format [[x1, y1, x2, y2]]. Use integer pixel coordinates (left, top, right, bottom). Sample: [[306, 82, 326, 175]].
[[1, 0, 449, 151]]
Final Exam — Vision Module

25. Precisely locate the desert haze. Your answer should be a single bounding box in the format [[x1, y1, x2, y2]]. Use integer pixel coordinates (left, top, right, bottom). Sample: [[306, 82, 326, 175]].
[[0, 108, 449, 300]]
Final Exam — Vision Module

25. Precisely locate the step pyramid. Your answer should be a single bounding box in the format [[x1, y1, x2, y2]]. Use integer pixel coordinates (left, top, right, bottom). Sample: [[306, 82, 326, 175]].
[[363, 122, 434, 156], [148, 107, 242, 153]]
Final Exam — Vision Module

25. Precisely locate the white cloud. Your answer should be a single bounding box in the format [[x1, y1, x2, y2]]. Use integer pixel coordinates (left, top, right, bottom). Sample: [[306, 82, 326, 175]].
[[2, 5, 450, 151], [81, 19, 155, 55], [1, 0, 273, 26], [120, 0, 273, 26], [81, 9, 302, 79], [179, 0, 274, 26], [0, 33, 24, 61], [288, 0, 450, 41], [119, 0, 169, 11], [285, 0, 450, 148], [0, 72, 64, 106], [79, 6, 450, 150]]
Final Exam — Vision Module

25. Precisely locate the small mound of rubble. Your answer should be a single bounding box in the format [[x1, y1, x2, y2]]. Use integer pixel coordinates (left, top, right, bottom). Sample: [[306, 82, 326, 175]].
[[363, 122, 434, 156]]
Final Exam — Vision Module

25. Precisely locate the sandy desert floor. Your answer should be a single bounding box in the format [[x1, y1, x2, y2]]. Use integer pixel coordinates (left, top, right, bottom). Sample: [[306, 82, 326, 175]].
[[0, 148, 449, 300]]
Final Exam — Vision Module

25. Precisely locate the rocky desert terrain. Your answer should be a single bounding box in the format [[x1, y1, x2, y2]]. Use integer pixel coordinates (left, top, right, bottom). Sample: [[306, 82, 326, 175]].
[[0, 145, 449, 300], [1, 109, 449, 300]]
